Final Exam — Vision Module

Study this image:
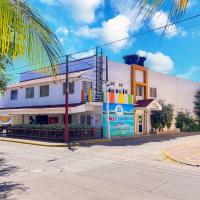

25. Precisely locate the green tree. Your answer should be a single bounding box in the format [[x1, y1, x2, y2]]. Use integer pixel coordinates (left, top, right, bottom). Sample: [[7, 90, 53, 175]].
[[151, 101, 174, 132], [0, 56, 10, 93], [194, 89, 200, 125], [176, 111, 199, 132]]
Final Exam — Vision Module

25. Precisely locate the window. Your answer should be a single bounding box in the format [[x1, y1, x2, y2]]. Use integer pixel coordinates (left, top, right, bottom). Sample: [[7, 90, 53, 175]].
[[26, 87, 34, 99], [63, 115, 72, 124], [80, 115, 85, 125], [68, 115, 72, 124], [150, 88, 157, 98], [63, 82, 75, 94], [86, 115, 91, 126], [136, 86, 144, 96], [108, 88, 114, 93], [40, 85, 49, 97], [48, 117, 58, 124], [116, 89, 122, 94], [123, 89, 128, 94], [11, 90, 18, 100], [69, 82, 74, 94]]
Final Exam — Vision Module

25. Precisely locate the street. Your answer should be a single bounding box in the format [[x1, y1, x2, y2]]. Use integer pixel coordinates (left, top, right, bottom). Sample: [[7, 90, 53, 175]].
[[1, 133, 200, 200]]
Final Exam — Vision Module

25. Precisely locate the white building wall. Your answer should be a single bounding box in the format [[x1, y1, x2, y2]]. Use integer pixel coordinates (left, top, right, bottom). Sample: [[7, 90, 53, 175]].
[[148, 70, 200, 116], [105, 60, 131, 93], [0, 79, 82, 108]]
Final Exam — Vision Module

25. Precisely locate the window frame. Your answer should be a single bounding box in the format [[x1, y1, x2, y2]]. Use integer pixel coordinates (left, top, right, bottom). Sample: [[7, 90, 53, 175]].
[[136, 86, 144, 96], [63, 82, 75, 95], [150, 87, 157, 98], [40, 85, 49, 97], [26, 87, 34, 99], [11, 90, 18, 100]]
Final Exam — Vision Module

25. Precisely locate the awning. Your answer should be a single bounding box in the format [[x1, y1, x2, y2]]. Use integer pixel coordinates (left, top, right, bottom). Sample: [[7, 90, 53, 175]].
[[135, 99, 162, 111], [0, 103, 101, 116]]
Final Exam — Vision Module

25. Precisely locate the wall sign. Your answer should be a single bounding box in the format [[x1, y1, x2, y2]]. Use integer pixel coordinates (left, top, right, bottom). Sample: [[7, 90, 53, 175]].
[[103, 103, 134, 138]]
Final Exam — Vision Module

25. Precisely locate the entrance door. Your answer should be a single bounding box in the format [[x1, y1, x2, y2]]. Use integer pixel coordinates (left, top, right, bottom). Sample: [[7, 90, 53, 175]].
[[138, 115, 143, 134]]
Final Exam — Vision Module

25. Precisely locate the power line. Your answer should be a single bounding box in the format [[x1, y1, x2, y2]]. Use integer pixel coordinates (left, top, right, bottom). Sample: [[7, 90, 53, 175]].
[[97, 13, 200, 48], [5, 13, 200, 74], [7, 19, 200, 74]]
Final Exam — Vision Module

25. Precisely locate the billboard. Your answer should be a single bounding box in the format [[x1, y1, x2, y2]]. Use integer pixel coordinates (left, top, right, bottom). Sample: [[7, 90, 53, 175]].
[[103, 103, 134, 138]]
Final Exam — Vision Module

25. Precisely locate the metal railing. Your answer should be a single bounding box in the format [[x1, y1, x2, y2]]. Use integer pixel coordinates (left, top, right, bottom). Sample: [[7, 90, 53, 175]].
[[6, 127, 102, 141]]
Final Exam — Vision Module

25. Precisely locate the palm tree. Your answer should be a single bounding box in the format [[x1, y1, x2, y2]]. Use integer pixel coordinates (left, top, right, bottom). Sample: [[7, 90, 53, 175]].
[[125, 0, 189, 21], [0, 0, 64, 69]]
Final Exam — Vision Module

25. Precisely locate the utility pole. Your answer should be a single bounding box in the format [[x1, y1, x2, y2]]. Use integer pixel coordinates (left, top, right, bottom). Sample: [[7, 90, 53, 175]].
[[95, 47, 98, 100], [64, 55, 69, 143], [105, 56, 110, 139]]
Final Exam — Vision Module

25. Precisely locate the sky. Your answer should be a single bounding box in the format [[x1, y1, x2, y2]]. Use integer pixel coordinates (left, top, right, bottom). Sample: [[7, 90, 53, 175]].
[[23, 0, 200, 82]]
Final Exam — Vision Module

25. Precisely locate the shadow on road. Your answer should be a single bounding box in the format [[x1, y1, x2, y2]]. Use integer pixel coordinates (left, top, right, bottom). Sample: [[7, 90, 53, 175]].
[[0, 158, 18, 177], [67, 144, 78, 152], [82, 132, 200, 148], [0, 182, 26, 200], [0, 154, 27, 199]]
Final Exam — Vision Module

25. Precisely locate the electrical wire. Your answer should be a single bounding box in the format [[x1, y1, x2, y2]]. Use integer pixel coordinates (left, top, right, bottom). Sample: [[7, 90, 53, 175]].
[[5, 12, 200, 74]]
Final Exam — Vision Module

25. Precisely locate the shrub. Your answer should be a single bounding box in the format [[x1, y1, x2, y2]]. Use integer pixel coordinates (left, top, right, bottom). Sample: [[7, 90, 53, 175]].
[[151, 100, 174, 131], [176, 112, 200, 132], [10, 124, 92, 131]]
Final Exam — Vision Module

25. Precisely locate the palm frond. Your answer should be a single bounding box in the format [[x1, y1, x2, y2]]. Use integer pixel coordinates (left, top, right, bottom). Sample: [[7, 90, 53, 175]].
[[0, 0, 64, 69], [126, 0, 189, 21]]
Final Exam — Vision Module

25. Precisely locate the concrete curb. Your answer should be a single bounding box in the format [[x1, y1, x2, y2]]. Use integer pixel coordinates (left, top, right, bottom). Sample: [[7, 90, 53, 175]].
[[162, 150, 200, 167], [0, 137, 112, 147]]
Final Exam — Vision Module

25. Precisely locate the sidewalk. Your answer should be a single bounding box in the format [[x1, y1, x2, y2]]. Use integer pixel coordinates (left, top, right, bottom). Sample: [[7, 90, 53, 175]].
[[0, 136, 111, 147], [163, 141, 200, 167]]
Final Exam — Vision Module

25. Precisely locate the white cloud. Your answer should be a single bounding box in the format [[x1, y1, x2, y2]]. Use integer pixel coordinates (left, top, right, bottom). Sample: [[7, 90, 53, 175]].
[[137, 50, 174, 74], [75, 14, 141, 51], [111, 1, 185, 39], [75, 26, 100, 38], [72, 49, 96, 60], [150, 11, 178, 38], [56, 26, 69, 36], [177, 66, 200, 81], [101, 15, 132, 51], [55, 27, 69, 45], [58, 37, 64, 44], [40, 0, 104, 24]]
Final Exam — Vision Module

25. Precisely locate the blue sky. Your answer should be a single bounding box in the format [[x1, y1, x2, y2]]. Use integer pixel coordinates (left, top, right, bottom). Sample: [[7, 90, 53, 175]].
[[24, 0, 200, 82]]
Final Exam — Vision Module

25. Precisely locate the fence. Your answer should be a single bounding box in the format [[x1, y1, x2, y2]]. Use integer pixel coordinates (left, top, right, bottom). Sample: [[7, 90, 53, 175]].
[[6, 127, 102, 141]]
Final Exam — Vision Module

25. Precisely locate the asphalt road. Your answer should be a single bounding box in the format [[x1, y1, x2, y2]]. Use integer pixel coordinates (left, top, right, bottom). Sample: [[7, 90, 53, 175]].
[[1, 133, 200, 200]]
